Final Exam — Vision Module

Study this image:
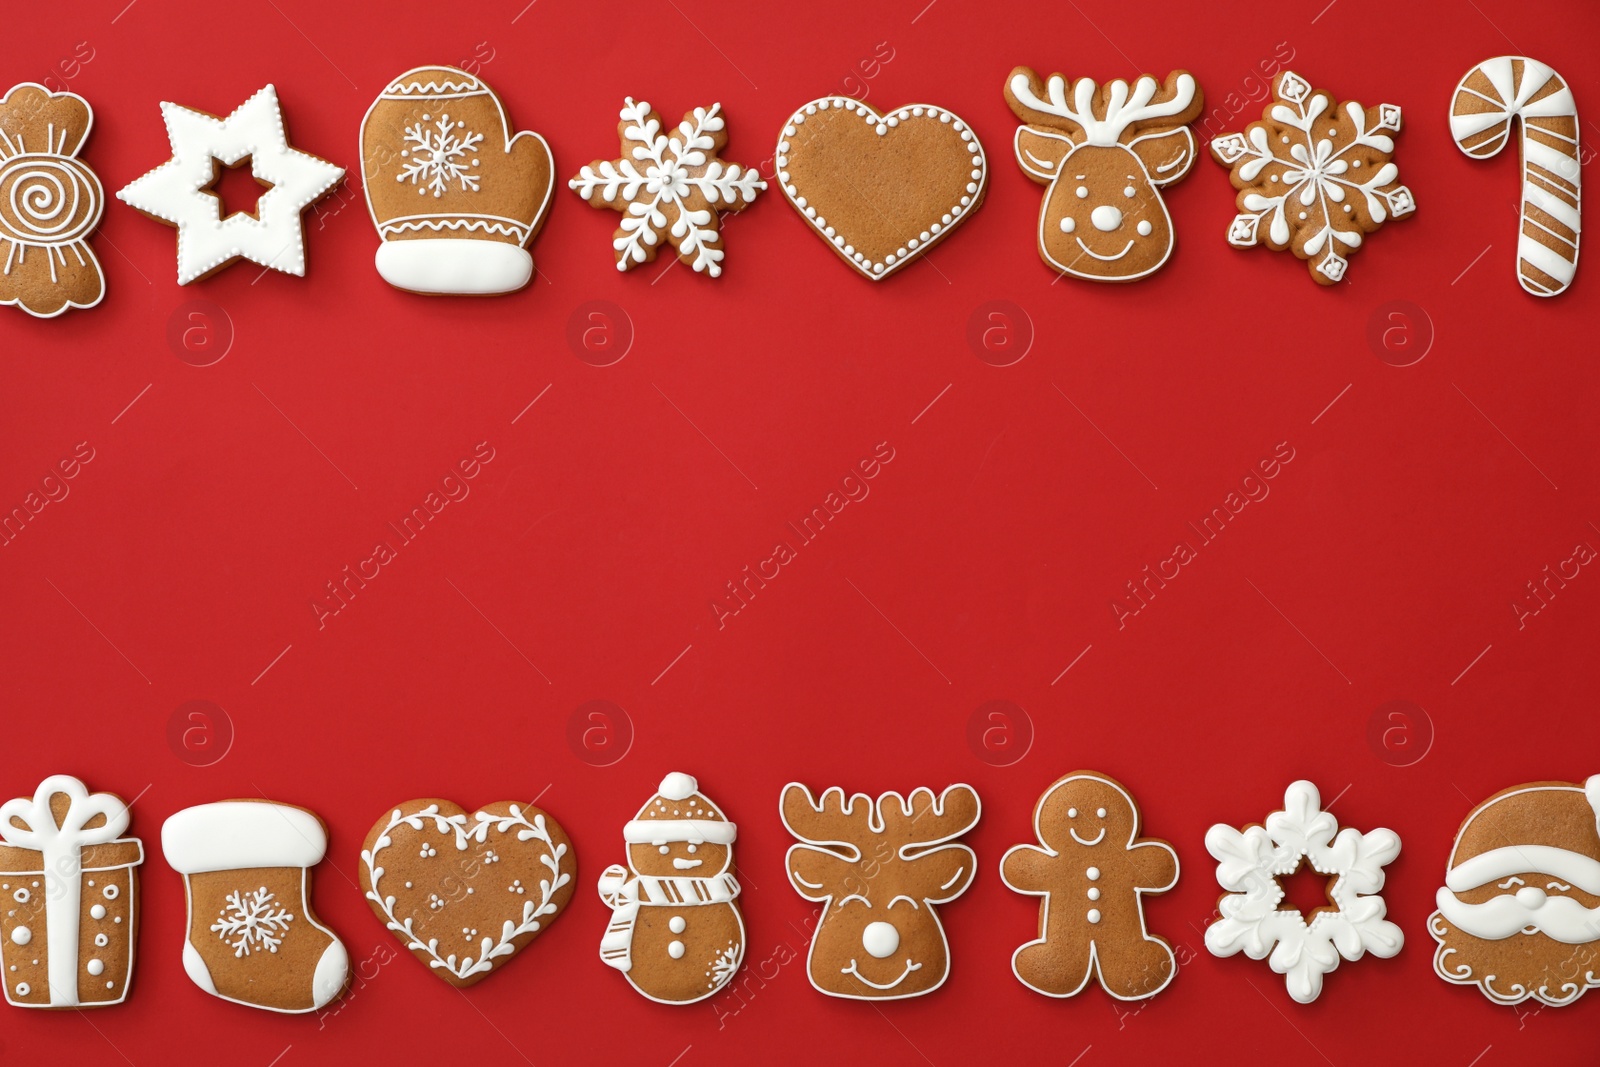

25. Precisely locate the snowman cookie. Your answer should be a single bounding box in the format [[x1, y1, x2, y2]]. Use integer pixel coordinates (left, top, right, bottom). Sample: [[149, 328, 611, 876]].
[[1000, 772, 1178, 1000], [597, 772, 744, 1003]]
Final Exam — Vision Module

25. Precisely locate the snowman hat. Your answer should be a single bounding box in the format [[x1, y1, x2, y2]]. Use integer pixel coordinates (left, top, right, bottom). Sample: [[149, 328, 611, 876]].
[[624, 772, 737, 845], [162, 800, 327, 874]]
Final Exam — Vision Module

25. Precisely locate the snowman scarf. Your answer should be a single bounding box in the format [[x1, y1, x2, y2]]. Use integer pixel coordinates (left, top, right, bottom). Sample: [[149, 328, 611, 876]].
[[597, 865, 741, 972]]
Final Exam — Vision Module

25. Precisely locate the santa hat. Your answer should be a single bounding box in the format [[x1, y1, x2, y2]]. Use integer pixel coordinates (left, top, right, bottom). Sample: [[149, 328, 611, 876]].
[[624, 772, 736, 846], [1445, 776, 1600, 895], [162, 801, 327, 874]]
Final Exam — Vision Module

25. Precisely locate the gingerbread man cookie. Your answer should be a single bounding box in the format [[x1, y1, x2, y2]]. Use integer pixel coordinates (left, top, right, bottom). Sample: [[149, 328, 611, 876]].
[[1001, 772, 1178, 1000]]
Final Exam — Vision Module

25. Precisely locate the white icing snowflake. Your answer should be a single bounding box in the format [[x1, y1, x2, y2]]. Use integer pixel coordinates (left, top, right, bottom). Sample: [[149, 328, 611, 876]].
[[211, 887, 294, 957], [569, 98, 766, 276], [1204, 781, 1403, 1004], [398, 113, 484, 198], [708, 940, 743, 991]]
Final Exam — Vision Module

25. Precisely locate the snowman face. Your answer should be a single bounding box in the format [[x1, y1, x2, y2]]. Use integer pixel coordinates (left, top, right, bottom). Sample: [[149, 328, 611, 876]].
[[1038, 777, 1138, 852], [630, 839, 730, 878]]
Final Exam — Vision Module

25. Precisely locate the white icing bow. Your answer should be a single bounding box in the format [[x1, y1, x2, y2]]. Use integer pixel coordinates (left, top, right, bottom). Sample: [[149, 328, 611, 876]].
[[0, 774, 129, 859]]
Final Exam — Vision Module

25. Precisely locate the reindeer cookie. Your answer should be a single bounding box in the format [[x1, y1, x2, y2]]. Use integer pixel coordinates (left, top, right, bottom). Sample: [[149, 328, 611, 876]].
[[1005, 68, 1203, 282], [781, 782, 980, 1000], [1000, 772, 1178, 1000]]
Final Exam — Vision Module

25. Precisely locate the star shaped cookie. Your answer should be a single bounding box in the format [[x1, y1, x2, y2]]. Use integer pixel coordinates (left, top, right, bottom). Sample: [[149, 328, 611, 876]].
[[118, 85, 344, 284]]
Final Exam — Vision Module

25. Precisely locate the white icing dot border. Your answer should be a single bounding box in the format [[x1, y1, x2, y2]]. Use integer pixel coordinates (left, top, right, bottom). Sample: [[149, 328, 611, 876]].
[[773, 97, 988, 282]]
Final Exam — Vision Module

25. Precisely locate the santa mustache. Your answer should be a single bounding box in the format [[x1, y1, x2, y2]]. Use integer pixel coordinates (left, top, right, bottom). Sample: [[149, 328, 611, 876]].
[[1436, 887, 1600, 943]]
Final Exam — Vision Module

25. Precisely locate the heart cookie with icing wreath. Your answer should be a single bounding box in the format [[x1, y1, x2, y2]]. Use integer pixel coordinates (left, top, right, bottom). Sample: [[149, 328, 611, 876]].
[[775, 97, 987, 280]]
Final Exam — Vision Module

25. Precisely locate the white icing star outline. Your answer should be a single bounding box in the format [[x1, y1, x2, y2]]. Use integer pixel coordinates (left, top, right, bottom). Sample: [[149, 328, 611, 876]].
[[117, 85, 344, 284]]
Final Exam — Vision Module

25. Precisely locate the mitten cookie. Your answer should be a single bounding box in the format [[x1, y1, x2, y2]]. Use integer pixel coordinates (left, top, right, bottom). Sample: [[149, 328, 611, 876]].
[[162, 800, 348, 1013], [775, 98, 986, 280], [1209, 71, 1414, 284], [361, 65, 554, 295], [1000, 772, 1178, 999], [781, 783, 979, 999], [360, 798, 574, 988], [1430, 776, 1600, 1006], [0, 83, 106, 317], [598, 772, 745, 1004]]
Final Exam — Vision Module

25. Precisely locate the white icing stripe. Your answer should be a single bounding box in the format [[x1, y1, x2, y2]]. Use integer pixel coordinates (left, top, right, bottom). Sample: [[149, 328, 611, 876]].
[[1525, 190, 1581, 235], [1524, 137, 1580, 181], [621, 819, 737, 844], [1522, 238, 1578, 283], [1447, 844, 1600, 894]]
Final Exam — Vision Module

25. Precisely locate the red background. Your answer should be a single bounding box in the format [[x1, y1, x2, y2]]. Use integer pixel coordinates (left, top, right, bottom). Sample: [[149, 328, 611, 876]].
[[2, 0, 1597, 1062]]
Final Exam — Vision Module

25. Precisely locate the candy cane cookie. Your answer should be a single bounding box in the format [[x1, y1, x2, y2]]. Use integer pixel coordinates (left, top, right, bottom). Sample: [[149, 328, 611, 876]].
[[1451, 57, 1581, 296]]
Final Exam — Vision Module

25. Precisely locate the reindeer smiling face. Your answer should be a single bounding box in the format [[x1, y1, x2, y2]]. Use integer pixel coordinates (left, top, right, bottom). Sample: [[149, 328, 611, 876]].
[[1006, 68, 1204, 282], [781, 783, 980, 1000]]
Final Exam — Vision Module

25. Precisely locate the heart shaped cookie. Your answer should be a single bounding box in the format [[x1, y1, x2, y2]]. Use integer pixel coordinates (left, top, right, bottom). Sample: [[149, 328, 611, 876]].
[[775, 97, 987, 280], [360, 799, 574, 988]]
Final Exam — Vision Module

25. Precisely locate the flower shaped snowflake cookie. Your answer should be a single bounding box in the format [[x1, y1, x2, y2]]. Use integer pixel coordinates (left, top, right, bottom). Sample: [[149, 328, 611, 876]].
[[1204, 780, 1402, 1003], [118, 85, 344, 284], [1210, 71, 1415, 284], [569, 98, 765, 277]]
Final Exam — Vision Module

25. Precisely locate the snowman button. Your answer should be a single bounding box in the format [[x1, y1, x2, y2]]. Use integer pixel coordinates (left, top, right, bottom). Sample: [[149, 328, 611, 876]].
[[669, 915, 687, 934], [668, 940, 686, 960], [1086, 867, 1100, 881], [1087, 888, 1100, 901], [1087, 909, 1101, 924]]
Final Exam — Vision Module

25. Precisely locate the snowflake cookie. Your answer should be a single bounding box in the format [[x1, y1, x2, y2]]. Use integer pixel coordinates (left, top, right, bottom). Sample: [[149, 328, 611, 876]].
[[118, 85, 344, 284], [1204, 780, 1402, 1003], [1209, 71, 1414, 285], [569, 99, 765, 277]]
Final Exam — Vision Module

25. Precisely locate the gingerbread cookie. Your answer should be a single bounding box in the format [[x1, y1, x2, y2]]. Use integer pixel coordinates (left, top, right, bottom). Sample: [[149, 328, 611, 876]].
[[0, 84, 106, 317], [1451, 57, 1581, 297], [1205, 780, 1402, 1003], [361, 65, 554, 295], [781, 782, 979, 1000], [1000, 772, 1178, 1000], [162, 800, 348, 1013], [1005, 68, 1203, 282], [0, 775, 142, 1009], [360, 797, 574, 988], [569, 98, 765, 277], [1430, 776, 1600, 1006], [117, 85, 344, 283], [775, 97, 987, 280], [1210, 71, 1415, 284], [598, 772, 744, 1004]]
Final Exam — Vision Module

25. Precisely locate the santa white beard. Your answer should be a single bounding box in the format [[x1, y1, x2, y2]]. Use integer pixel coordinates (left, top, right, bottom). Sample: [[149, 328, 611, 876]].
[[1430, 909, 1600, 1007], [1435, 886, 1600, 944]]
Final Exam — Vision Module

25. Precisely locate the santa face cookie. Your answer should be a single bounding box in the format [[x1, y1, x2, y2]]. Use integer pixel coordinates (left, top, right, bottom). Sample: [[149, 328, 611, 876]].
[[775, 98, 986, 280], [1005, 68, 1203, 282], [1001, 772, 1178, 1000], [569, 99, 765, 277], [162, 800, 348, 1013], [598, 772, 744, 1004], [1430, 776, 1600, 1006], [0, 84, 106, 317], [0, 775, 142, 1009], [1205, 780, 1402, 1003], [117, 85, 344, 283], [781, 783, 979, 1000], [361, 65, 554, 295], [1210, 71, 1415, 285], [1450, 57, 1581, 297], [360, 798, 574, 988]]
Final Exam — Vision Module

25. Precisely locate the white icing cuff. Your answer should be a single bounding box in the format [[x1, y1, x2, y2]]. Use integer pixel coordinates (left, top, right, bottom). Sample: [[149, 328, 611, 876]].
[[375, 238, 532, 295], [1446, 844, 1600, 896], [162, 801, 326, 873], [623, 819, 736, 845]]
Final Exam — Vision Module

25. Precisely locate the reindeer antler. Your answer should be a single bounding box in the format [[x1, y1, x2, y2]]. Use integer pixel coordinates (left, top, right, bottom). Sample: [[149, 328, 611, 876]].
[[878, 786, 982, 858], [1007, 67, 1199, 147], [781, 783, 875, 859]]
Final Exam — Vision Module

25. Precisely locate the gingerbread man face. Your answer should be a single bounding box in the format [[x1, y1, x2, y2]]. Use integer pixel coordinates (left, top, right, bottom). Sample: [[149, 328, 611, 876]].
[[1035, 776, 1142, 855]]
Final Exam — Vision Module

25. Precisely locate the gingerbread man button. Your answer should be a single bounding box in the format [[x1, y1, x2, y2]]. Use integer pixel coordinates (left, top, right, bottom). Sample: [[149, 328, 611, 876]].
[[1000, 772, 1178, 1000]]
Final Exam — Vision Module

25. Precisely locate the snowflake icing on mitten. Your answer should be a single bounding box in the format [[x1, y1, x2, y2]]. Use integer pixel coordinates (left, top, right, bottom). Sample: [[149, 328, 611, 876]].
[[1210, 71, 1415, 284]]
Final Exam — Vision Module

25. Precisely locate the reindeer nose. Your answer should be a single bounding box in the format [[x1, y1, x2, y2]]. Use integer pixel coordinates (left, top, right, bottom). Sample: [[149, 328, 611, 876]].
[[1090, 205, 1124, 232], [862, 921, 899, 959], [1516, 886, 1548, 909]]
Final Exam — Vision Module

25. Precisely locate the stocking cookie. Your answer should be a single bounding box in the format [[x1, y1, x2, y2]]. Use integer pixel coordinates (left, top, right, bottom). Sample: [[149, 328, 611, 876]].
[[1000, 772, 1178, 999], [0, 84, 106, 317], [569, 99, 765, 277], [360, 797, 574, 988], [0, 775, 142, 1009], [1430, 776, 1600, 1006], [598, 773, 744, 1004], [117, 85, 344, 283], [1204, 780, 1402, 1003], [1004, 69, 1202, 282], [781, 782, 979, 999], [775, 98, 987, 280], [1210, 71, 1415, 284], [162, 800, 348, 1013], [360, 65, 555, 295]]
